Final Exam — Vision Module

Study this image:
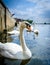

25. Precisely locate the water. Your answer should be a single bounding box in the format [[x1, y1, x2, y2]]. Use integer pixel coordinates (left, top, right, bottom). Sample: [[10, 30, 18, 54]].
[[0, 24, 50, 65]]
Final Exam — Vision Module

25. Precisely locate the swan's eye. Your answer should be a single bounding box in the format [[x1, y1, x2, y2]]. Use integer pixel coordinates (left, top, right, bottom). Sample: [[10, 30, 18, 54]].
[[25, 22, 31, 27]]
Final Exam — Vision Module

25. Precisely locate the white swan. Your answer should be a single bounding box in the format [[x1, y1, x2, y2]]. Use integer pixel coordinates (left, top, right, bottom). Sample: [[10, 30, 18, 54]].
[[0, 22, 33, 60], [7, 22, 20, 35], [7, 25, 20, 35], [7, 30, 20, 35]]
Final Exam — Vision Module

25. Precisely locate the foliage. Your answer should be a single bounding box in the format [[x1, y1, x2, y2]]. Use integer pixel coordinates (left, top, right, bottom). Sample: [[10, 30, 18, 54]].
[[24, 20, 33, 24]]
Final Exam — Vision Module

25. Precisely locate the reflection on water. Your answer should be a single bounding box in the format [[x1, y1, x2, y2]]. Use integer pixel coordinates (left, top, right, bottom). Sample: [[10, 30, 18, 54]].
[[0, 57, 31, 65], [0, 33, 13, 43], [0, 24, 50, 65], [0, 33, 7, 43]]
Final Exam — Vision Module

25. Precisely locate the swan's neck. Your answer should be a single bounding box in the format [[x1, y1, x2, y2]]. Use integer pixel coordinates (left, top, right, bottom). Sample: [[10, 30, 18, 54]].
[[20, 27, 27, 51]]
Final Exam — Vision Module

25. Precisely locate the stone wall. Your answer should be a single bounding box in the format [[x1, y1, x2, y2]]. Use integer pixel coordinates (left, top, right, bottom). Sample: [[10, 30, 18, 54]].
[[0, 2, 16, 32], [6, 9, 15, 30], [0, 3, 5, 32]]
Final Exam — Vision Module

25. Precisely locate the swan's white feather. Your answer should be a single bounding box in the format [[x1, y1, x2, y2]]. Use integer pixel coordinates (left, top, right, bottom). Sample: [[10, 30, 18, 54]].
[[0, 42, 31, 59], [7, 30, 20, 35]]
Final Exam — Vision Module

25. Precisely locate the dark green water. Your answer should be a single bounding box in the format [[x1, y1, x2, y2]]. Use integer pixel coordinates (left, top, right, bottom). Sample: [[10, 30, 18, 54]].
[[0, 24, 50, 65]]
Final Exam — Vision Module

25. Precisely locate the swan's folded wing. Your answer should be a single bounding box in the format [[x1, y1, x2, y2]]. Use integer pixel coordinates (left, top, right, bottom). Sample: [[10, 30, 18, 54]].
[[5, 43, 22, 54], [0, 42, 22, 58]]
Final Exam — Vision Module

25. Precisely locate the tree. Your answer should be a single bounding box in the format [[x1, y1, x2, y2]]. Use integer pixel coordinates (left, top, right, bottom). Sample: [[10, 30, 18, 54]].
[[22, 19, 33, 24]]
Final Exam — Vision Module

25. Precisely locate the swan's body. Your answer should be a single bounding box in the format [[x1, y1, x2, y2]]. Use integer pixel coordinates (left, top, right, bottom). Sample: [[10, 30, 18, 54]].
[[0, 42, 31, 59], [7, 23, 20, 35], [0, 22, 32, 60], [7, 30, 20, 35]]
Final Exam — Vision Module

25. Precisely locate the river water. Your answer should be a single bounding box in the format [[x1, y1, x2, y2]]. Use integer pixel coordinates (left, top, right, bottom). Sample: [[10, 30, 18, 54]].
[[0, 24, 50, 65]]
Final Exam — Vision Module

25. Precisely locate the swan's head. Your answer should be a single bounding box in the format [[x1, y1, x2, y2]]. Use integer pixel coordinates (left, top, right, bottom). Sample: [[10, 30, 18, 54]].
[[25, 22, 33, 32], [20, 22, 33, 32]]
